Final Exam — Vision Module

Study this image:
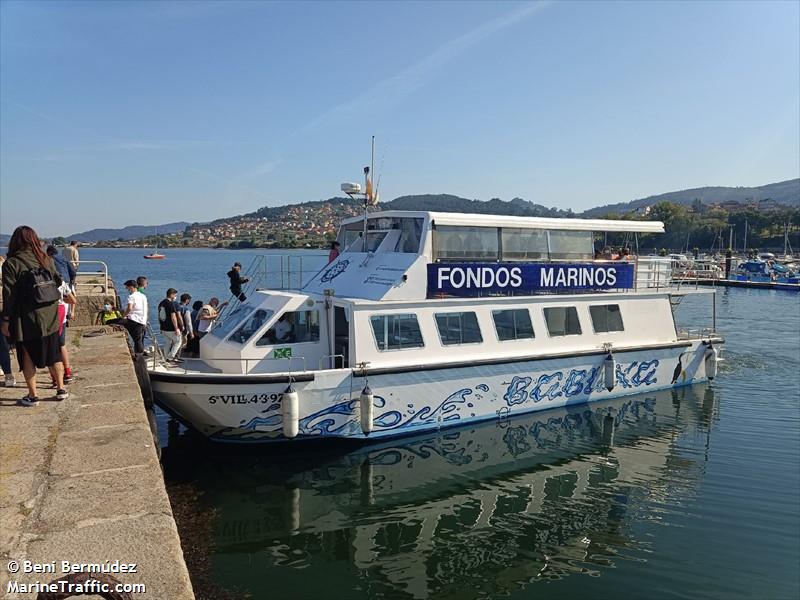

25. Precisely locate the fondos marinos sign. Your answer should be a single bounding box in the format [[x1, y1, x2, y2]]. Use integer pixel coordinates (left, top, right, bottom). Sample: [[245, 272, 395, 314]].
[[427, 262, 635, 296]]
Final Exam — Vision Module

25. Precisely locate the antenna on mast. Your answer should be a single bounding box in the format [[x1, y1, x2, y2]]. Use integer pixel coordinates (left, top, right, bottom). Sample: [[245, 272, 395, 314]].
[[339, 138, 377, 253]]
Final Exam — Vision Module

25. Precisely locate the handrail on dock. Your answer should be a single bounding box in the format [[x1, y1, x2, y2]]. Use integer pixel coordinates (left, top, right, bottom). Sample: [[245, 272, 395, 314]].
[[74, 260, 111, 294]]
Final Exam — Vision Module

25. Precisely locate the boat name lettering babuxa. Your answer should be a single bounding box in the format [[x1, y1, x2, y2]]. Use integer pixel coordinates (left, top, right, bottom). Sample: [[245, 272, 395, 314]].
[[209, 393, 281, 405], [427, 263, 634, 296]]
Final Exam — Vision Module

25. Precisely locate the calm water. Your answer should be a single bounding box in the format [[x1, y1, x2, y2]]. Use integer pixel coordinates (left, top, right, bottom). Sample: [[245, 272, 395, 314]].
[[86, 250, 800, 599]]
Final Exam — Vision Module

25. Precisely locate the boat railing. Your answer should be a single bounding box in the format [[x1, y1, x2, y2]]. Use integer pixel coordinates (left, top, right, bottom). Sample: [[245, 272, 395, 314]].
[[149, 353, 313, 375], [145, 323, 169, 370], [216, 254, 328, 324], [669, 267, 726, 291], [319, 354, 346, 369], [677, 327, 717, 340], [74, 260, 111, 294], [632, 256, 674, 292]]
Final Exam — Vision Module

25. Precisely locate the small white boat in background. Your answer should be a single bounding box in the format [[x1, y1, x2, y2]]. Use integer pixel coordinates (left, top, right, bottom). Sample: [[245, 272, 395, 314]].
[[148, 180, 724, 443], [144, 228, 166, 259]]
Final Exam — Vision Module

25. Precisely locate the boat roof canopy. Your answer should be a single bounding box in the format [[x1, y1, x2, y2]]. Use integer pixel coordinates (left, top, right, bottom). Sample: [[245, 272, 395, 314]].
[[340, 210, 665, 234]]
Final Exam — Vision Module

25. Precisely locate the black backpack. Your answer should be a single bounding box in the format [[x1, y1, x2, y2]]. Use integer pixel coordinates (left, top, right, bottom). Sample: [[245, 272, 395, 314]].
[[25, 266, 60, 306]]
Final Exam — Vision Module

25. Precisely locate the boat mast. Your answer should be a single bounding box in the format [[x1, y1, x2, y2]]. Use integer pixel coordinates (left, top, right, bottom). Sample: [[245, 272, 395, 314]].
[[743, 218, 748, 255], [362, 136, 375, 248], [785, 223, 790, 258], [362, 164, 369, 246]]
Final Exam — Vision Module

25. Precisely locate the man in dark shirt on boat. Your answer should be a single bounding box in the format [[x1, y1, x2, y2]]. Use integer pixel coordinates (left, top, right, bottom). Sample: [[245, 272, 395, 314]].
[[158, 288, 182, 362], [227, 262, 249, 302]]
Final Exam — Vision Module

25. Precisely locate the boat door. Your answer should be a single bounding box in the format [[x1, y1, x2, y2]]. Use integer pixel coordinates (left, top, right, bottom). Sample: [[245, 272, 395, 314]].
[[334, 306, 350, 368]]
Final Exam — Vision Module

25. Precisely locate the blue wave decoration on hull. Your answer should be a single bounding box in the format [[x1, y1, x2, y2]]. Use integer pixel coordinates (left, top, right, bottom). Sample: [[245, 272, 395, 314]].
[[213, 356, 674, 440]]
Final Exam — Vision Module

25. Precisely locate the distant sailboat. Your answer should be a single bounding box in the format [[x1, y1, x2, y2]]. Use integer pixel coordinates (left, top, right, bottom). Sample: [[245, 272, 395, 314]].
[[144, 228, 166, 260]]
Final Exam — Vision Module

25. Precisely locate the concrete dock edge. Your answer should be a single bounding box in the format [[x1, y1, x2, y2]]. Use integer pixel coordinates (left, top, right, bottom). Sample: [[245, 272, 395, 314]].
[[0, 327, 195, 599]]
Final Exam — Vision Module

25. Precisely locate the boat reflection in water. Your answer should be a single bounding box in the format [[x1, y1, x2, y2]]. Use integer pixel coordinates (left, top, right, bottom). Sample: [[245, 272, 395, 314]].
[[162, 384, 718, 599]]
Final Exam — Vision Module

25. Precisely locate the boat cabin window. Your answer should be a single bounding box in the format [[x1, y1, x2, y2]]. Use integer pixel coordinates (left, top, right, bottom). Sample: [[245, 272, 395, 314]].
[[339, 217, 424, 254], [370, 314, 424, 351], [228, 308, 275, 344], [434, 226, 499, 261], [589, 304, 624, 333], [435, 311, 483, 345], [256, 310, 320, 346], [434, 226, 594, 262], [501, 229, 548, 261], [492, 309, 535, 341], [547, 231, 593, 261], [543, 307, 582, 337]]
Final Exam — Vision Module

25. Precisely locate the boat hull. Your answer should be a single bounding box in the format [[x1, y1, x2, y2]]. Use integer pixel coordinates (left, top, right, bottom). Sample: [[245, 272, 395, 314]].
[[151, 339, 720, 443]]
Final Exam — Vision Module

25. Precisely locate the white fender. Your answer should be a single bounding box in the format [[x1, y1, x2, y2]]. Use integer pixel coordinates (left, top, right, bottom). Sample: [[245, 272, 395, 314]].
[[282, 385, 299, 438], [604, 353, 616, 392], [360, 385, 374, 434], [704, 344, 718, 380]]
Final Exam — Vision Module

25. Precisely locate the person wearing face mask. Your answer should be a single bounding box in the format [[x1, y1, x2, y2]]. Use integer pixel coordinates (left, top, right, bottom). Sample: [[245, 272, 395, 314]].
[[98, 301, 125, 325]]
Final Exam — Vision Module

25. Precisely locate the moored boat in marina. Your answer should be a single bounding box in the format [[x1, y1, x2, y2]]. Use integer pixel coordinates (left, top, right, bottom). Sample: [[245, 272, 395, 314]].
[[148, 196, 724, 443], [729, 258, 800, 290]]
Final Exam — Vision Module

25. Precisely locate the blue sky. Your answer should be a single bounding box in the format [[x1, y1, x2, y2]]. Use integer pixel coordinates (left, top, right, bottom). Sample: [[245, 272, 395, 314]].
[[1, 0, 798, 237]]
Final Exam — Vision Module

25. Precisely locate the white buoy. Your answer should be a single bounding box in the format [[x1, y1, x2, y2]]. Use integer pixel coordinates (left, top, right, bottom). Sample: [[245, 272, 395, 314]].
[[360, 384, 374, 435], [282, 384, 299, 438], [704, 343, 718, 380], [604, 352, 616, 392]]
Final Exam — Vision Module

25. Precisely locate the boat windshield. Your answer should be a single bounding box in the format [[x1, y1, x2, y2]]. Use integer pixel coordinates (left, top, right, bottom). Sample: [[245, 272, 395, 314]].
[[339, 217, 424, 254], [229, 308, 276, 344], [210, 302, 263, 341]]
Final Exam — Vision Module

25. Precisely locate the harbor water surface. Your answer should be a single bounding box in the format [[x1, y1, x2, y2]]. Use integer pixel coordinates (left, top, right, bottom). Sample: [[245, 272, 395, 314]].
[[84, 248, 799, 599]]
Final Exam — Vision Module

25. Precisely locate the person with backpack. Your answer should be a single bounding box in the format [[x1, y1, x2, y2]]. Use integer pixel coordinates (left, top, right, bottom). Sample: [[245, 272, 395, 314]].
[[46, 245, 77, 324], [158, 288, 182, 362], [1, 226, 69, 406], [174, 292, 194, 358]]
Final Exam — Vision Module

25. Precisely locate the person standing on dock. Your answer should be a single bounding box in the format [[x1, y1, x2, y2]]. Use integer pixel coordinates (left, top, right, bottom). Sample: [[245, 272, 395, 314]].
[[2, 226, 69, 405], [63, 240, 79, 271], [227, 262, 249, 302], [136, 276, 151, 354], [51, 279, 76, 385], [158, 288, 182, 362], [46, 246, 77, 328], [48, 245, 76, 289], [136, 275, 148, 295], [0, 257, 16, 388], [122, 279, 147, 355]]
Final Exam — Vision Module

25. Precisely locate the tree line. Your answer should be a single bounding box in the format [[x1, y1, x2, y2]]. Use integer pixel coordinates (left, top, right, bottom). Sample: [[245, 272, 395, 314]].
[[599, 202, 800, 254]]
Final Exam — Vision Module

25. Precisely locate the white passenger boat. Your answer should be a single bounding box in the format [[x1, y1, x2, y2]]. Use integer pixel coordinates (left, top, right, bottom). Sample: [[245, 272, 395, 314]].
[[148, 206, 724, 443]]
